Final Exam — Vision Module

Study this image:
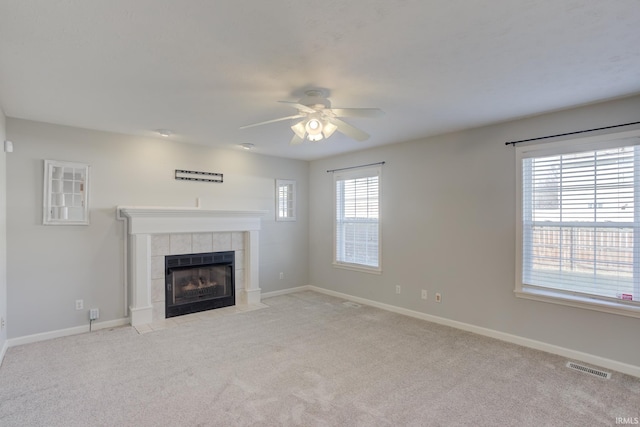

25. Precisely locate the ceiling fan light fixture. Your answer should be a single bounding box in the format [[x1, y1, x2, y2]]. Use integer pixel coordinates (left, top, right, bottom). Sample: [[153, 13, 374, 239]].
[[306, 118, 321, 132], [305, 118, 324, 141], [291, 121, 306, 139], [322, 121, 338, 138], [239, 89, 383, 145]]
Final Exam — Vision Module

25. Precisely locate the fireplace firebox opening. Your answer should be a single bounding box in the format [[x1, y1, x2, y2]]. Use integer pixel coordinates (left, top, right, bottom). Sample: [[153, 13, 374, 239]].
[[165, 251, 235, 318]]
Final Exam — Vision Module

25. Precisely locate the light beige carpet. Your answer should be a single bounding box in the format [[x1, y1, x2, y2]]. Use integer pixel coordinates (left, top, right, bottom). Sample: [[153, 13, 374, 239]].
[[1, 291, 638, 426]]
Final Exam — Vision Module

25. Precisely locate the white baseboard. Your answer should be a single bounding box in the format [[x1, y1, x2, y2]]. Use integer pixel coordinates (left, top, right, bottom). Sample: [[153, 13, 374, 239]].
[[0, 339, 8, 367], [7, 318, 130, 348], [261, 285, 311, 300], [305, 286, 640, 379]]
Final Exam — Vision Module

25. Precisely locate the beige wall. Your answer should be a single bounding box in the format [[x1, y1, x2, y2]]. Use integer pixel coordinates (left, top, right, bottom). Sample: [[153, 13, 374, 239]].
[[309, 95, 640, 368], [6, 119, 309, 338]]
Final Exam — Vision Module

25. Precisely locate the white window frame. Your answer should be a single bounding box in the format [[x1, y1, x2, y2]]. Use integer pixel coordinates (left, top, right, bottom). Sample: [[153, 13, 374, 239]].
[[333, 165, 382, 274], [276, 179, 296, 221], [515, 128, 640, 318]]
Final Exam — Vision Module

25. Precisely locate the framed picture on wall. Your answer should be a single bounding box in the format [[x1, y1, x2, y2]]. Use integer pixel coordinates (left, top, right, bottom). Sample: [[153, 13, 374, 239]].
[[43, 160, 90, 225]]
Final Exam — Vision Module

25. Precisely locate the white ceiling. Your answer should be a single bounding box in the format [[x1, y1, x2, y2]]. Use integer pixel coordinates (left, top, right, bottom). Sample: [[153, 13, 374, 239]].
[[1, 1, 639, 160]]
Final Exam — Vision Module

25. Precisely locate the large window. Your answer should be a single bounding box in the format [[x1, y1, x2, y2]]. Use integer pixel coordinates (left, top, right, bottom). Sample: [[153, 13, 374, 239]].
[[334, 166, 381, 273], [516, 130, 640, 317]]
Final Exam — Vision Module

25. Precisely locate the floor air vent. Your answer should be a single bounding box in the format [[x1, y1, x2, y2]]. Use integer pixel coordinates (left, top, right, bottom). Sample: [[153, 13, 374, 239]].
[[566, 361, 611, 379], [342, 301, 362, 308]]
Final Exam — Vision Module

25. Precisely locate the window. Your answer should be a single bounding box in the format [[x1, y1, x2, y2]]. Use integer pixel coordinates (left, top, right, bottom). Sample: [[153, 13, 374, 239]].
[[516, 129, 640, 317], [334, 166, 381, 273], [276, 179, 296, 221]]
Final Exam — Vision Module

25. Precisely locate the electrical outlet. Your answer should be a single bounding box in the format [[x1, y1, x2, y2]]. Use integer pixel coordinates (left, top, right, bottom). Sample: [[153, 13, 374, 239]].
[[1, 317, 5, 330], [279, 272, 284, 280], [395, 285, 401, 294], [75, 299, 84, 310], [89, 308, 99, 321], [421, 290, 428, 300], [435, 293, 442, 303]]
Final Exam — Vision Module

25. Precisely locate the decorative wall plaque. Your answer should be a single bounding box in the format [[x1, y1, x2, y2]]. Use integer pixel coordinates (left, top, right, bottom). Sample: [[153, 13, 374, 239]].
[[175, 169, 223, 183]]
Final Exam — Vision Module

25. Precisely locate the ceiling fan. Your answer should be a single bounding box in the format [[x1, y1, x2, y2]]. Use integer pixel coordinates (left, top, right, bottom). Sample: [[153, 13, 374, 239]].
[[240, 90, 384, 145]]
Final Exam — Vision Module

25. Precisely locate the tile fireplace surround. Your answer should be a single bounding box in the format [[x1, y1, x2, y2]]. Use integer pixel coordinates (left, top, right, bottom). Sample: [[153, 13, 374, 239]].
[[117, 207, 266, 327]]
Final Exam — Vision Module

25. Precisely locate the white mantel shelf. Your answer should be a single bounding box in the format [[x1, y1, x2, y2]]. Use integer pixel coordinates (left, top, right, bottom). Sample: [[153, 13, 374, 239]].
[[116, 206, 267, 327], [117, 206, 268, 218], [117, 206, 268, 235]]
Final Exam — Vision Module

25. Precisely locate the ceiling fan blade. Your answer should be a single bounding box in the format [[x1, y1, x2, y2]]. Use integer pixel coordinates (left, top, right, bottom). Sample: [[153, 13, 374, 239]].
[[290, 134, 304, 145], [239, 114, 304, 129], [327, 117, 370, 141], [329, 108, 384, 118], [277, 101, 318, 114]]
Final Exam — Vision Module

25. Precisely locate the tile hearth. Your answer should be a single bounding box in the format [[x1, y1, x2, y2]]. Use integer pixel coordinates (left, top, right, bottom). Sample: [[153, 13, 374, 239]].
[[134, 302, 269, 334]]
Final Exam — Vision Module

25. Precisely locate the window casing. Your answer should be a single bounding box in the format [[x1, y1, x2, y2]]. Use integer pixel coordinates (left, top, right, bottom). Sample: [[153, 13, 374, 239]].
[[516, 129, 640, 318], [334, 166, 381, 273], [276, 179, 296, 221]]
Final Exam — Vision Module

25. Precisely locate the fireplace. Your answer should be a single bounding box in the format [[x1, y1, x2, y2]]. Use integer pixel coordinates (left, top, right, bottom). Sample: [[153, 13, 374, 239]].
[[165, 251, 235, 318], [116, 206, 266, 327]]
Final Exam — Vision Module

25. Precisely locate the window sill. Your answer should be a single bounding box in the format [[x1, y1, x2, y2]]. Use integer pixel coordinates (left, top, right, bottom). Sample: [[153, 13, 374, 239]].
[[515, 288, 640, 319], [333, 262, 382, 275]]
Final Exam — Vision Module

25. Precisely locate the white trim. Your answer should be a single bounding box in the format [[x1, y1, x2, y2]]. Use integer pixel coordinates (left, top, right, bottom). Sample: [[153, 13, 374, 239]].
[[261, 285, 311, 299], [332, 262, 382, 275], [275, 179, 297, 221], [303, 286, 640, 378], [242, 288, 262, 305], [116, 207, 267, 235], [515, 289, 640, 319], [130, 304, 153, 326], [0, 339, 8, 367], [7, 318, 130, 348]]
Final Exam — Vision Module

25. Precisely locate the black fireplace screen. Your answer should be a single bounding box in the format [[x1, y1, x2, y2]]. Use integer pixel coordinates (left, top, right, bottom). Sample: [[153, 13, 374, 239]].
[[165, 251, 235, 318], [172, 266, 230, 303]]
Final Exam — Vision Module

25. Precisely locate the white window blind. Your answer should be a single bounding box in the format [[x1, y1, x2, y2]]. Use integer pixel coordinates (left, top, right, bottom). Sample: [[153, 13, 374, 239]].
[[276, 179, 296, 221], [518, 133, 640, 313], [334, 166, 381, 271]]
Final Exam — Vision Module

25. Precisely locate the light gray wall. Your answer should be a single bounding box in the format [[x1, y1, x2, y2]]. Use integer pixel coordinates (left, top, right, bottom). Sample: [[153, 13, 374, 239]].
[[309, 95, 640, 368], [0, 108, 7, 352], [6, 119, 308, 338]]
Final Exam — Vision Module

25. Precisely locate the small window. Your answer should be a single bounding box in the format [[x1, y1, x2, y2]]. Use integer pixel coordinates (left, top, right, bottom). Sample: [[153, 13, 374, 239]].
[[334, 165, 381, 273], [516, 129, 640, 317], [276, 179, 296, 221]]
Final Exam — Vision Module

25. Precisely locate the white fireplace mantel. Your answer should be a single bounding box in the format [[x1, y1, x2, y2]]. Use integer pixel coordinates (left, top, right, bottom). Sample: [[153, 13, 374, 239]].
[[117, 206, 267, 327]]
